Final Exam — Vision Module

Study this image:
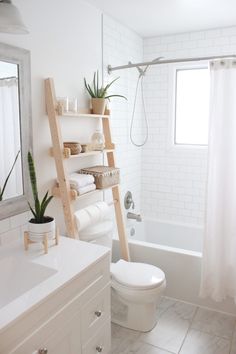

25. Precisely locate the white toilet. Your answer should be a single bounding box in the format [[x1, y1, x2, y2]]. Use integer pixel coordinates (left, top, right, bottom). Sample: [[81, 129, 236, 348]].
[[79, 219, 166, 332]]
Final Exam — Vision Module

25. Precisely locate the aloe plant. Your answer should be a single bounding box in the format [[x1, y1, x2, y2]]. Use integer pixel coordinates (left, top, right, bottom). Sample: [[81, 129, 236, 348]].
[[0, 150, 20, 202], [84, 71, 127, 100], [28, 152, 53, 223]]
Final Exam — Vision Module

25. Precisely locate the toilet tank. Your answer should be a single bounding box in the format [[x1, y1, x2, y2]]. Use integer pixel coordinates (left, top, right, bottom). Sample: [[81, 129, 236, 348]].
[[79, 220, 113, 249]]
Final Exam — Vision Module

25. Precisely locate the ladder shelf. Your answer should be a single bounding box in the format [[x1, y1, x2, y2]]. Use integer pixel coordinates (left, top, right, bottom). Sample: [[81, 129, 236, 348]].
[[45, 77, 130, 261]]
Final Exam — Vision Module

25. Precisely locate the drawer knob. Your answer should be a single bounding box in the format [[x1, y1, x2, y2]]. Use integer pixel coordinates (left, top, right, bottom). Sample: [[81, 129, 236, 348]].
[[96, 346, 103, 352], [38, 349, 48, 354], [95, 310, 102, 317]]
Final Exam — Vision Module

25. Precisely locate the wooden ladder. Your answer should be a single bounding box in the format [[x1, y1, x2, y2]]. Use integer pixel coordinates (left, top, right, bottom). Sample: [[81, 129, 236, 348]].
[[45, 78, 130, 261]]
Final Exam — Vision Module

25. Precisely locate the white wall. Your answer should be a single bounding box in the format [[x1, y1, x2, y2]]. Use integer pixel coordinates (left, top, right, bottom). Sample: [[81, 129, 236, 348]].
[[142, 26, 236, 226], [102, 15, 143, 219], [0, 0, 103, 240]]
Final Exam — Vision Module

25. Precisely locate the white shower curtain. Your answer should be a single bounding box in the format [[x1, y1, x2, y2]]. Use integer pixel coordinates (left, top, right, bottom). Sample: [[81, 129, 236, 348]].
[[200, 59, 236, 302], [0, 78, 22, 200]]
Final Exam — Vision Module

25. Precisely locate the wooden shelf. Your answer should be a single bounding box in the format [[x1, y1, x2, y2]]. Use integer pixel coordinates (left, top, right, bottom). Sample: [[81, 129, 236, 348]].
[[67, 149, 114, 159], [49, 148, 115, 159], [52, 184, 119, 201], [59, 112, 110, 119]]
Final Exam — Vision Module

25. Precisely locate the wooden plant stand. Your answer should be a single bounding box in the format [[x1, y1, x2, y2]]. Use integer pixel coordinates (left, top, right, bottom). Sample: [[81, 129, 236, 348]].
[[44, 78, 130, 261], [24, 228, 59, 254]]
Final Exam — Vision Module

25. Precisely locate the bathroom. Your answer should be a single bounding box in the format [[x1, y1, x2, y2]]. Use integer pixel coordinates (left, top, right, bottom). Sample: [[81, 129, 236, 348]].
[[1, 0, 236, 353]]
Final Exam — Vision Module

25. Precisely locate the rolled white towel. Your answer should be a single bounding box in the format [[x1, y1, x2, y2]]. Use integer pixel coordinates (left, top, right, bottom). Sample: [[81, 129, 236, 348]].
[[94, 201, 111, 220], [68, 173, 95, 189], [74, 209, 91, 231], [78, 183, 96, 195], [75, 201, 111, 231]]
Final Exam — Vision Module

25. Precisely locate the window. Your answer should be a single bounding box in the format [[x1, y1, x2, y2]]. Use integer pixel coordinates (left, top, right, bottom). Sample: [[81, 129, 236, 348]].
[[174, 66, 210, 146]]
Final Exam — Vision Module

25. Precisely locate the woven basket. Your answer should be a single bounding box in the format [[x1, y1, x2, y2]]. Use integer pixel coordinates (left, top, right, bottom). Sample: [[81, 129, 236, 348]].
[[79, 165, 120, 189], [63, 142, 82, 155]]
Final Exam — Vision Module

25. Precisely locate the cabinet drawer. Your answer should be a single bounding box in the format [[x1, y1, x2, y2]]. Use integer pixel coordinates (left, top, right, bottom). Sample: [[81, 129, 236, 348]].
[[82, 319, 111, 354], [81, 284, 110, 343]]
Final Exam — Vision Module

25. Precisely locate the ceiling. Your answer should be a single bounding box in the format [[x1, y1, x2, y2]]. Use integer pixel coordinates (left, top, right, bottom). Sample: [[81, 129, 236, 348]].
[[85, 0, 236, 37]]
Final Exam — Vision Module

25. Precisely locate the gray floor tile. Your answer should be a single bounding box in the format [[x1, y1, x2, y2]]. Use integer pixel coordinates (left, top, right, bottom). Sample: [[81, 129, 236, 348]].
[[230, 326, 236, 354], [111, 323, 141, 354], [191, 307, 236, 339], [157, 297, 178, 319], [140, 301, 196, 353], [180, 329, 231, 354], [114, 340, 174, 354]]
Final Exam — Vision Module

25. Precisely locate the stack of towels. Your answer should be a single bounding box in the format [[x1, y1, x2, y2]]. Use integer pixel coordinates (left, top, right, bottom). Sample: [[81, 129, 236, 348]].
[[68, 173, 96, 195]]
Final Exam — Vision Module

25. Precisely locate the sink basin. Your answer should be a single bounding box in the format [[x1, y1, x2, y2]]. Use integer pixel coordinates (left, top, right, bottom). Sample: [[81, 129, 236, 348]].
[[0, 256, 57, 309]]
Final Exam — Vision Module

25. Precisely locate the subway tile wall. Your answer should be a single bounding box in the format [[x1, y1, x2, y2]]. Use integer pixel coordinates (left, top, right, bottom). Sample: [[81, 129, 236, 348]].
[[142, 26, 236, 226], [102, 15, 143, 213]]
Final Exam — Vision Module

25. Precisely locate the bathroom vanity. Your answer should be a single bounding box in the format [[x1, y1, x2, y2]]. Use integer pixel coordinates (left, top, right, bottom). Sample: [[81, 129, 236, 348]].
[[0, 237, 111, 354]]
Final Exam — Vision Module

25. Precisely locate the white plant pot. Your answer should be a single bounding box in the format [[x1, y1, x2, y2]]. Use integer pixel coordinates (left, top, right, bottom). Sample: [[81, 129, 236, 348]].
[[28, 217, 55, 242]]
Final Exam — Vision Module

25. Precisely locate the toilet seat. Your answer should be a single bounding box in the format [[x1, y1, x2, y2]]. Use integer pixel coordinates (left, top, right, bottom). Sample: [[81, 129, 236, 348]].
[[111, 260, 165, 290]]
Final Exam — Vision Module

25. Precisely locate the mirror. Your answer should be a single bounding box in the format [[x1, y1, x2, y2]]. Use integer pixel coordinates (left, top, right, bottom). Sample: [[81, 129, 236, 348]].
[[0, 43, 32, 220]]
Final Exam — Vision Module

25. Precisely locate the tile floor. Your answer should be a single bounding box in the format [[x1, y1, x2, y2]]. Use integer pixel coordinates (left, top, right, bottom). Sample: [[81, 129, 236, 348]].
[[111, 297, 236, 354]]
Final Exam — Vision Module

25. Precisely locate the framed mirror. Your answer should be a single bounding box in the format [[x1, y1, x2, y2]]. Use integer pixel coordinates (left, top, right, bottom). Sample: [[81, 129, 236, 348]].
[[0, 43, 32, 220]]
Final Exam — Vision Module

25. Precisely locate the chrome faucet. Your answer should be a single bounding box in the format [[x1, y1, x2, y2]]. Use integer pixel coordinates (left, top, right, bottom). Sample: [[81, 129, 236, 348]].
[[127, 212, 142, 222]]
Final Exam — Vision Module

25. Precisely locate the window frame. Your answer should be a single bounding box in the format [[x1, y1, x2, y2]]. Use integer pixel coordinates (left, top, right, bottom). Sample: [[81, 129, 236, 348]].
[[168, 62, 209, 150]]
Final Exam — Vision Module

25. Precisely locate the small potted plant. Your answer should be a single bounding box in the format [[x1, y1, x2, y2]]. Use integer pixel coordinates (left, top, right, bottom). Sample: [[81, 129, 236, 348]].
[[84, 71, 127, 114], [27, 152, 54, 241]]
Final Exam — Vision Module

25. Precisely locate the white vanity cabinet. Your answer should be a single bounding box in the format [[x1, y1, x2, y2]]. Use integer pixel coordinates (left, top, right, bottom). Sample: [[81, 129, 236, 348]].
[[0, 238, 111, 354]]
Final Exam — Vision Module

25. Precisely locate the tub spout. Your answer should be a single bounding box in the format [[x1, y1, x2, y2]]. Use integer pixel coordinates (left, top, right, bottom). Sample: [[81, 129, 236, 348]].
[[127, 212, 142, 222]]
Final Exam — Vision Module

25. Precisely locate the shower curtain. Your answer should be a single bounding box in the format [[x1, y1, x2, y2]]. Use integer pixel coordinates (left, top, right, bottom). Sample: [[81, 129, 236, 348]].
[[0, 78, 22, 200], [200, 59, 236, 302]]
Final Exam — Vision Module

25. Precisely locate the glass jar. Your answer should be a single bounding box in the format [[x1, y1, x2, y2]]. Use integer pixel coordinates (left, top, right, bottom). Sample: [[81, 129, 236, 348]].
[[91, 130, 105, 151]]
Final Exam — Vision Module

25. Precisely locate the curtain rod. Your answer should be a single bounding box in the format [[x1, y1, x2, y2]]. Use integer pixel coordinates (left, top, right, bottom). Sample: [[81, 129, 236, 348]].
[[108, 54, 236, 74]]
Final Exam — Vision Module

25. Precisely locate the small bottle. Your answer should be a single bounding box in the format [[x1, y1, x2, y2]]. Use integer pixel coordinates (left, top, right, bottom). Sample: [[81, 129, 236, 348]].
[[91, 130, 105, 151], [68, 97, 78, 113], [57, 97, 69, 112]]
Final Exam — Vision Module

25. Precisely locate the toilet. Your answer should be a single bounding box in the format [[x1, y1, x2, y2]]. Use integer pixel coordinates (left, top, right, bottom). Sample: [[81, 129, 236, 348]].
[[79, 219, 166, 332]]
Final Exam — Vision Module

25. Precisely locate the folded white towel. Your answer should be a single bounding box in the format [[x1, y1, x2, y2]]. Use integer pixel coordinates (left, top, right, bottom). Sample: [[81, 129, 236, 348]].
[[78, 183, 96, 195], [68, 173, 94, 189]]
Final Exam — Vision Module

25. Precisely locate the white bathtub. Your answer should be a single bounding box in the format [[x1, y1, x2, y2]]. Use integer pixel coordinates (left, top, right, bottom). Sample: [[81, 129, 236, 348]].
[[129, 219, 203, 253], [112, 219, 236, 315]]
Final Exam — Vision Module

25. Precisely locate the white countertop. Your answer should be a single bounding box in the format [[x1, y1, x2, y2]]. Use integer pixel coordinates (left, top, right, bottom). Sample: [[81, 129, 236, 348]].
[[0, 236, 110, 333]]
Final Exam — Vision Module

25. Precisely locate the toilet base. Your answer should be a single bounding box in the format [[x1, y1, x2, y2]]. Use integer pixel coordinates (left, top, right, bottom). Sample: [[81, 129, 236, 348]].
[[111, 286, 164, 332]]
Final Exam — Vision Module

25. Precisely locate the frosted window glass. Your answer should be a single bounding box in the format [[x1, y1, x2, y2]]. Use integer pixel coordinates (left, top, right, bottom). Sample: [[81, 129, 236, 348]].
[[175, 68, 210, 145]]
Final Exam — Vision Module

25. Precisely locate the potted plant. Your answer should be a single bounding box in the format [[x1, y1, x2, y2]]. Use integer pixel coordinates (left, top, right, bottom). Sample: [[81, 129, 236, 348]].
[[0, 150, 20, 201], [27, 151, 55, 241], [84, 71, 127, 114]]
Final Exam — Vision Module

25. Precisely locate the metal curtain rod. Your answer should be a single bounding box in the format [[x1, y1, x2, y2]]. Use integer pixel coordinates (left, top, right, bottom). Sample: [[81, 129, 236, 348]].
[[108, 54, 236, 73]]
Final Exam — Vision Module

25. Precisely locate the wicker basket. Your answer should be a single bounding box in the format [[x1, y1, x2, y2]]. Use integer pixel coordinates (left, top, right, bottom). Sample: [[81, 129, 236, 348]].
[[79, 165, 120, 189], [63, 142, 82, 155]]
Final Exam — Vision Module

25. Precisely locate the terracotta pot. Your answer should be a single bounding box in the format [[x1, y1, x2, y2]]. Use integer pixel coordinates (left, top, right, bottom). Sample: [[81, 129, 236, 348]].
[[28, 217, 55, 242], [91, 98, 106, 115]]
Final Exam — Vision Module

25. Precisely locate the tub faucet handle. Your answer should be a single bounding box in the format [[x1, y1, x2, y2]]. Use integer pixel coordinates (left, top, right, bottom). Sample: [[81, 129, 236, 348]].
[[124, 191, 135, 210]]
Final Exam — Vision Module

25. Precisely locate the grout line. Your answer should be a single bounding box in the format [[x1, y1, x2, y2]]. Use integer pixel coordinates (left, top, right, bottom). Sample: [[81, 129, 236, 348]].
[[178, 305, 199, 353], [164, 295, 236, 318]]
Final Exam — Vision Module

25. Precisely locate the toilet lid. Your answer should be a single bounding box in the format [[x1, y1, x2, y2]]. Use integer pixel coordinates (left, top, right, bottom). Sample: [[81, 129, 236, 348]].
[[111, 260, 165, 290]]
